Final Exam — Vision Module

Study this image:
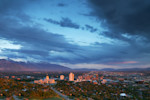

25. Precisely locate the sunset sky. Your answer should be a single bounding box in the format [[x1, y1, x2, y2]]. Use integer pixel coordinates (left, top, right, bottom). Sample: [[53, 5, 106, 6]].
[[0, 0, 150, 69]]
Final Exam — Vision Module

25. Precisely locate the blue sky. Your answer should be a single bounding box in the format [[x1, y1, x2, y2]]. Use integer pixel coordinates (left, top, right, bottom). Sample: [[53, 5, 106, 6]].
[[0, 0, 150, 69]]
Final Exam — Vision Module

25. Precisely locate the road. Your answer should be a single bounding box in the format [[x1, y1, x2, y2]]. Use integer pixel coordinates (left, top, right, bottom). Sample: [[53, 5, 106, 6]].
[[51, 87, 72, 100]]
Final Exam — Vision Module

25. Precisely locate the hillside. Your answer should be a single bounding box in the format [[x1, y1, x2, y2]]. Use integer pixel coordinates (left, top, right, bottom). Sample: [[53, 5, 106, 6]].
[[0, 59, 30, 71], [0, 59, 71, 71]]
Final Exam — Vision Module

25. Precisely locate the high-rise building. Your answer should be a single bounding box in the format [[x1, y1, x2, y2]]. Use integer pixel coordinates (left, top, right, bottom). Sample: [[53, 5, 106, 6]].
[[60, 75, 64, 80], [69, 72, 74, 81]]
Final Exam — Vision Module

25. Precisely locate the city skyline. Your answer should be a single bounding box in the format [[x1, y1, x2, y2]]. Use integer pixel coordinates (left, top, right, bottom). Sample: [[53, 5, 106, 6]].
[[0, 0, 150, 69]]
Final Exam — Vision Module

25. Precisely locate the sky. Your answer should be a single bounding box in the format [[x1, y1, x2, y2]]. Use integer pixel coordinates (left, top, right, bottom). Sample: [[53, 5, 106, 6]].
[[0, 0, 150, 69]]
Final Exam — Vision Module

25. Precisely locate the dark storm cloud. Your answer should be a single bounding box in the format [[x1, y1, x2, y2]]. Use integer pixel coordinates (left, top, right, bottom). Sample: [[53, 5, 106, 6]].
[[84, 24, 97, 32], [0, 0, 34, 24], [0, 0, 24, 12], [88, 0, 150, 40], [44, 17, 80, 29], [44, 18, 59, 25], [44, 18, 99, 33], [87, 0, 150, 65], [57, 3, 66, 7]]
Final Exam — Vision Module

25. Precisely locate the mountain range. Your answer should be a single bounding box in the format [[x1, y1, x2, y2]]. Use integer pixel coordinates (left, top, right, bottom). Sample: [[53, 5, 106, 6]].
[[0, 59, 71, 71], [0, 59, 149, 72], [74, 68, 150, 71]]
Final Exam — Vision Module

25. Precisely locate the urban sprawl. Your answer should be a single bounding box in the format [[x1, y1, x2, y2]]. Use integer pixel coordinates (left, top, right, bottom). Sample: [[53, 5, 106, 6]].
[[0, 71, 149, 100]]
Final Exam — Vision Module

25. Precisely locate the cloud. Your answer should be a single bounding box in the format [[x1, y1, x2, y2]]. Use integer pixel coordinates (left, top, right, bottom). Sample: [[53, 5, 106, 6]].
[[84, 0, 150, 68], [0, 0, 27, 13], [0, 39, 22, 50], [108, 61, 138, 65], [57, 3, 66, 7], [84, 24, 97, 32], [0, 14, 150, 66], [0, 0, 150, 69], [0, 20, 81, 62], [88, 0, 150, 40], [44, 17, 80, 29], [61, 63, 120, 69], [0, 0, 81, 63], [44, 18, 99, 33]]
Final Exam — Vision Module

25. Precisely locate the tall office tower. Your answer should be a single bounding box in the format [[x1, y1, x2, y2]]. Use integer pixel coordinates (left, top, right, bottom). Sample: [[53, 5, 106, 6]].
[[69, 72, 74, 81], [60, 75, 64, 80]]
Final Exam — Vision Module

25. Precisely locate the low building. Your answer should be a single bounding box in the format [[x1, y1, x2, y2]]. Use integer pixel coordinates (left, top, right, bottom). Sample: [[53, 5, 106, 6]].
[[11, 76, 15, 78], [101, 79, 113, 84], [34, 75, 56, 84]]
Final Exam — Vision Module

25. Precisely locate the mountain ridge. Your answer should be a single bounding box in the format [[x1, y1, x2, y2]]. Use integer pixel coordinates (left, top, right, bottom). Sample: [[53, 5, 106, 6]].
[[0, 59, 71, 71], [0, 59, 149, 72], [74, 67, 150, 71]]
